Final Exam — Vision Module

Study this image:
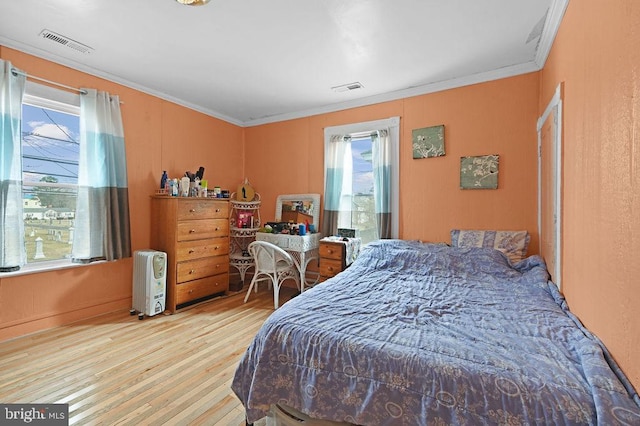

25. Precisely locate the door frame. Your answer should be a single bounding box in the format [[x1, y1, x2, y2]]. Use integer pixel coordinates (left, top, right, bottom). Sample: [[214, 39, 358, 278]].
[[537, 83, 563, 290]]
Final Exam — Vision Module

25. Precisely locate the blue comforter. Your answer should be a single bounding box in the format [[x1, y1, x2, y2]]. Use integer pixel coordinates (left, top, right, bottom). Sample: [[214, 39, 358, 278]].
[[232, 240, 640, 425]]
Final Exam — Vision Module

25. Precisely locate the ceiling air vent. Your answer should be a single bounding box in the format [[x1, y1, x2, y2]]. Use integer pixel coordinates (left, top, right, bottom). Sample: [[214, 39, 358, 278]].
[[331, 82, 364, 92], [526, 10, 548, 44], [39, 29, 94, 54]]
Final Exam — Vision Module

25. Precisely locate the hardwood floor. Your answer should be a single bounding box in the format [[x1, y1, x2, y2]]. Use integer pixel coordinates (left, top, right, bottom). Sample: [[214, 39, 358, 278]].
[[0, 285, 296, 425]]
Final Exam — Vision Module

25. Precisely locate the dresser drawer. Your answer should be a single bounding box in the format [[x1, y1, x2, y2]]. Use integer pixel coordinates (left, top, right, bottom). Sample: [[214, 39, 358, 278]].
[[319, 258, 344, 278], [319, 241, 345, 260], [177, 200, 228, 220], [177, 219, 229, 241], [176, 237, 229, 262], [176, 275, 229, 306], [176, 255, 230, 283]]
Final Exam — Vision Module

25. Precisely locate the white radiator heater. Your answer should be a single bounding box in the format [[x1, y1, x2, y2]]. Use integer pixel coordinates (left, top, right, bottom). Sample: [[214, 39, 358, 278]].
[[131, 250, 167, 320]]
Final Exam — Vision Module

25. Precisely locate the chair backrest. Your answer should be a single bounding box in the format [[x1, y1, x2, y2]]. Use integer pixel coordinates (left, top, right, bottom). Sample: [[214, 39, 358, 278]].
[[248, 241, 295, 274]]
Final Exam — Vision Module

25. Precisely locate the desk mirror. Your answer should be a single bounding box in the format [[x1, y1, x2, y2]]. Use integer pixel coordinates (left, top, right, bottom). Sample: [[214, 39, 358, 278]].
[[275, 194, 320, 231]]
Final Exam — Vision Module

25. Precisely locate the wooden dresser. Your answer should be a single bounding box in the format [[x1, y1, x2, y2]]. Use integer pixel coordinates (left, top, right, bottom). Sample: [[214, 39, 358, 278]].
[[151, 196, 229, 313], [319, 240, 347, 282]]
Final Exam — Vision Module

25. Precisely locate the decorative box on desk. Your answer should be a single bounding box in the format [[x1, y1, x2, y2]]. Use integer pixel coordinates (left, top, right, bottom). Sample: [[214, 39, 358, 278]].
[[150, 196, 230, 313], [319, 236, 361, 282], [281, 210, 313, 225]]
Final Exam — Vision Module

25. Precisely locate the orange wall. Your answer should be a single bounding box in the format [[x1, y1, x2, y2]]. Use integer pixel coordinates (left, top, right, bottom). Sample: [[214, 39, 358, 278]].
[[246, 74, 540, 248], [0, 46, 244, 341], [540, 0, 640, 390]]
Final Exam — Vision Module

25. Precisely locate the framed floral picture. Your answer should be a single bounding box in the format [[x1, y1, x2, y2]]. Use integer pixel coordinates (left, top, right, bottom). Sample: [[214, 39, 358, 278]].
[[460, 154, 499, 189], [412, 125, 445, 159]]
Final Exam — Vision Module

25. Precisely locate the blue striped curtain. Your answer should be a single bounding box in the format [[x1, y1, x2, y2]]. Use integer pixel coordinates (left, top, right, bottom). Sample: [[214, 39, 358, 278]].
[[72, 89, 131, 262], [322, 135, 351, 236], [0, 60, 26, 271], [371, 130, 392, 239]]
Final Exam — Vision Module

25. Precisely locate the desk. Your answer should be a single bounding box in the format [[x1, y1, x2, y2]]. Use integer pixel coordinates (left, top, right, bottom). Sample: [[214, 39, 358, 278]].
[[255, 232, 321, 291]]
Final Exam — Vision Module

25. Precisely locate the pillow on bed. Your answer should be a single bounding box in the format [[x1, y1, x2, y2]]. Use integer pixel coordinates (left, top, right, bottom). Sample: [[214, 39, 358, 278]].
[[450, 229, 530, 263]]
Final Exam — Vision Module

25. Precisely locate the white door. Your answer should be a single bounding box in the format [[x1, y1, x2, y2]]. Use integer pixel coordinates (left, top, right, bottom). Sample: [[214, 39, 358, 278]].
[[537, 84, 563, 289]]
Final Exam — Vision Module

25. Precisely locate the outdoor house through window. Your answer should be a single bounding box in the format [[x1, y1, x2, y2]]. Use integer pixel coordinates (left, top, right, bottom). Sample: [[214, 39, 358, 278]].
[[22, 84, 80, 264]]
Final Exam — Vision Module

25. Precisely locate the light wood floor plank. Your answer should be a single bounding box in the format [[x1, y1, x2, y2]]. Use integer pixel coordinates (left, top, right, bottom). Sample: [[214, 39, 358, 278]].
[[0, 286, 295, 425]]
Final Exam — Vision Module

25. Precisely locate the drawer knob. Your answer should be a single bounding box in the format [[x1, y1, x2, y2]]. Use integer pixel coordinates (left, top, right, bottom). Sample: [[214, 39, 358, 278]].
[[327, 249, 334, 254], [189, 269, 195, 274], [189, 229, 196, 233], [328, 266, 334, 271], [189, 289, 193, 294], [214, 246, 219, 250], [215, 227, 220, 231], [215, 208, 221, 212], [188, 249, 195, 254], [190, 208, 196, 213]]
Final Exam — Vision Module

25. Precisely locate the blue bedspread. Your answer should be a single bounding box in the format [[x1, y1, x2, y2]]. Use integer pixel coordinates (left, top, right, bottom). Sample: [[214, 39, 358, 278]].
[[232, 240, 640, 425]]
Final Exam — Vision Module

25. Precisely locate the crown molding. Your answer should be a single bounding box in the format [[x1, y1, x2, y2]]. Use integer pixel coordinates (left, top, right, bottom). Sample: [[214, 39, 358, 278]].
[[534, 0, 569, 69], [0, 36, 244, 126], [243, 61, 540, 127]]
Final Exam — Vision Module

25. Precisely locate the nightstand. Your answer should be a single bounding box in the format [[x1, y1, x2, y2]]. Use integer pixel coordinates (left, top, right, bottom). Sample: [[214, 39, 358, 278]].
[[319, 237, 361, 282]]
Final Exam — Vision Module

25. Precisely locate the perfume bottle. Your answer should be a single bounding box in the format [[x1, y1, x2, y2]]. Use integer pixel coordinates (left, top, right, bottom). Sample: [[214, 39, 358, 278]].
[[160, 171, 168, 190], [171, 179, 178, 196]]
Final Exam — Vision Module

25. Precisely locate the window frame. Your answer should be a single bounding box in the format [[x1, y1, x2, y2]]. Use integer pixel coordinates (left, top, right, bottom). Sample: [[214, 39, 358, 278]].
[[5, 82, 90, 276]]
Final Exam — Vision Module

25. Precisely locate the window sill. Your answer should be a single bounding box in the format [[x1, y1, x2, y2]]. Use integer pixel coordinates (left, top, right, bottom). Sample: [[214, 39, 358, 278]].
[[0, 259, 106, 278]]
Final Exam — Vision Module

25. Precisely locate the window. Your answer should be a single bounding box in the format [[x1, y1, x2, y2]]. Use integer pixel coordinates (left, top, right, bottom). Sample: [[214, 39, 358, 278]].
[[22, 83, 80, 264], [323, 117, 400, 244], [335, 135, 377, 244]]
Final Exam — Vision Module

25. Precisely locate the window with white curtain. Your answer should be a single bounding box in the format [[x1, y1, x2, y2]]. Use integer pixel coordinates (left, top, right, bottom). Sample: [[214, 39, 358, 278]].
[[323, 117, 400, 244], [1, 60, 130, 274], [332, 134, 376, 243]]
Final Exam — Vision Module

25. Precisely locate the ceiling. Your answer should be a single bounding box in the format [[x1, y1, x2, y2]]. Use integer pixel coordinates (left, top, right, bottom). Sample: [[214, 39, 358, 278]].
[[0, 0, 567, 127]]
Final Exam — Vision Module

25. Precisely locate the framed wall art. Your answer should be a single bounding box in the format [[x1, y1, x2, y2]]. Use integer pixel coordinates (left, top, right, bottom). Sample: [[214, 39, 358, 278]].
[[460, 154, 499, 189], [412, 125, 445, 159]]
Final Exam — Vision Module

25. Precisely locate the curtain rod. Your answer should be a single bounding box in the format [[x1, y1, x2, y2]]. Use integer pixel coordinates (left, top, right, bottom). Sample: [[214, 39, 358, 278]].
[[348, 130, 378, 139], [11, 68, 88, 95]]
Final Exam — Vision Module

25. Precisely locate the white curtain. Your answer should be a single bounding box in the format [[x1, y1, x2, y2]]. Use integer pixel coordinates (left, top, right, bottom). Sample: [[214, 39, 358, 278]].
[[0, 60, 26, 271], [72, 89, 131, 262], [371, 129, 392, 239]]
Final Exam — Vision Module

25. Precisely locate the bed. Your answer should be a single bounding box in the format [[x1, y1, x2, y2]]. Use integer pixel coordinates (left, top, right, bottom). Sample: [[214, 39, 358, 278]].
[[232, 238, 640, 425]]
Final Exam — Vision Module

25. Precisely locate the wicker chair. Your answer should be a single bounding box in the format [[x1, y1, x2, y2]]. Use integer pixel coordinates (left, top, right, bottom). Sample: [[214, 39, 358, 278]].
[[244, 241, 300, 309]]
